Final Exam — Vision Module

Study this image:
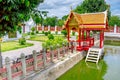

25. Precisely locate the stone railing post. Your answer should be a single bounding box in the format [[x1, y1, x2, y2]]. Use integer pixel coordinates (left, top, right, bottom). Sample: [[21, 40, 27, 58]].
[[21, 53, 26, 78], [57, 44, 60, 60], [42, 48, 47, 68], [50, 46, 54, 63], [73, 41, 77, 53], [62, 43, 65, 57], [70, 41, 73, 53], [33, 50, 37, 71], [5, 57, 12, 80], [65, 42, 68, 54]]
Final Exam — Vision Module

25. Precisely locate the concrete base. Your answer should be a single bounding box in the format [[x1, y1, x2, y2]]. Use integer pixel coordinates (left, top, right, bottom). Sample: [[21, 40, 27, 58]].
[[26, 52, 85, 80]]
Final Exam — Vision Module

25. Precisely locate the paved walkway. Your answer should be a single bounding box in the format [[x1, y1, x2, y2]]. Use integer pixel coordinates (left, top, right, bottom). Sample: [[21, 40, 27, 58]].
[[2, 40, 42, 64], [104, 32, 120, 37]]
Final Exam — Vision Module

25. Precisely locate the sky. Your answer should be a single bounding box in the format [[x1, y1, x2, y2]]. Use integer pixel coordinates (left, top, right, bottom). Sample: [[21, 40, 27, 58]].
[[37, 0, 120, 18]]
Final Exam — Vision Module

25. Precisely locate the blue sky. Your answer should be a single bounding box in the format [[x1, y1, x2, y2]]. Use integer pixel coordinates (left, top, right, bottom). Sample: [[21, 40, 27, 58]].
[[37, 0, 120, 18]]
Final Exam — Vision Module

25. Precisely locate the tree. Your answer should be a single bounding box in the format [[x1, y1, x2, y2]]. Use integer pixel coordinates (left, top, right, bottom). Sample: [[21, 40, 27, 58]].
[[61, 30, 67, 37], [43, 16, 58, 26], [109, 16, 120, 27], [57, 19, 64, 27], [0, 0, 44, 37], [74, 0, 111, 20], [62, 15, 68, 21], [32, 10, 48, 26]]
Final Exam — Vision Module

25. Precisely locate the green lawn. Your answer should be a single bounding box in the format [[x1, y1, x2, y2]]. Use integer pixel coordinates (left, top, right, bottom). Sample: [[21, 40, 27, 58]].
[[104, 40, 120, 46], [29, 34, 64, 42], [1, 41, 33, 52], [29, 35, 48, 42]]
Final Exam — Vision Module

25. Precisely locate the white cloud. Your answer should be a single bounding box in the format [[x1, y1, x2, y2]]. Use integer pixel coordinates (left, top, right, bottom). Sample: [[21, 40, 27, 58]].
[[112, 9, 120, 16], [38, 0, 120, 18], [38, 0, 83, 18]]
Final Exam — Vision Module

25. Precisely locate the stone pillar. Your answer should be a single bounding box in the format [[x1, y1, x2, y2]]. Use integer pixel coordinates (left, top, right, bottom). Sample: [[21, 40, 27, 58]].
[[42, 26, 44, 31], [50, 46, 54, 63], [5, 57, 12, 80], [42, 48, 47, 68], [57, 44, 60, 60], [55, 26, 57, 32], [33, 50, 37, 71], [62, 43, 65, 57], [74, 42, 77, 53], [48, 25, 50, 31], [21, 53, 26, 78], [114, 24, 117, 33], [70, 41, 73, 53]]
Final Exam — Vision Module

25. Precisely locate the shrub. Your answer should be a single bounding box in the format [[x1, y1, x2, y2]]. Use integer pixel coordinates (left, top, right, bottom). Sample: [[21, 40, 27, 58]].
[[61, 30, 67, 37], [42, 31, 44, 34], [48, 31, 51, 34], [19, 37, 26, 45], [42, 37, 67, 50], [31, 32, 35, 35], [72, 31, 75, 36], [44, 32, 48, 36], [36, 30, 39, 34], [48, 34, 54, 40], [31, 27, 35, 32], [55, 31, 58, 35]]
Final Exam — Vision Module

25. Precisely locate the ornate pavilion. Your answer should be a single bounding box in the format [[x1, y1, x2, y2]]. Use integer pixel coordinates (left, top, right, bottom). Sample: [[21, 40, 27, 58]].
[[64, 10, 108, 51]]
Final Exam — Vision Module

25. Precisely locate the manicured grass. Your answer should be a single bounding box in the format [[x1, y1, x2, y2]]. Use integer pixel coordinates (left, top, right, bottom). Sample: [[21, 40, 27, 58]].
[[1, 41, 33, 52], [29, 34, 64, 42], [29, 35, 48, 42], [104, 40, 120, 46]]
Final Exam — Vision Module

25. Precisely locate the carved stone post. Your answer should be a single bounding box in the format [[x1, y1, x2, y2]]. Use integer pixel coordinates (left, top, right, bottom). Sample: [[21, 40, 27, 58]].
[[33, 50, 37, 71], [50, 46, 54, 63], [5, 57, 12, 80], [21, 53, 26, 78], [42, 48, 47, 68], [57, 44, 60, 60]]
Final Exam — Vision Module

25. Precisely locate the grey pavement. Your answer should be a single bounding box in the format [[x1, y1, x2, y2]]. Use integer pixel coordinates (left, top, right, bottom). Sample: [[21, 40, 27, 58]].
[[104, 32, 120, 37], [2, 40, 42, 65]]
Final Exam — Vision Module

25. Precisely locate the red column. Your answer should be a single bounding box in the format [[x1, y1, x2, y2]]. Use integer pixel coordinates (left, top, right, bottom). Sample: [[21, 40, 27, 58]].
[[87, 30, 90, 39], [79, 29, 81, 47], [100, 31, 104, 48], [82, 30, 84, 40]]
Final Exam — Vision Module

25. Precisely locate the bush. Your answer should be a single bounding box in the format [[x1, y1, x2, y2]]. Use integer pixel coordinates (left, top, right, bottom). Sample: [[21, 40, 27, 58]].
[[31, 32, 35, 35], [48, 34, 54, 40], [42, 31, 44, 34], [61, 30, 67, 37], [42, 37, 67, 50], [72, 31, 75, 36], [55, 31, 58, 35], [19, 37, 26, 45], [44, 32, 48, 36], [36, 30, 39, 34], [31, 27, 35, 32], [48, 31, 51, 34]]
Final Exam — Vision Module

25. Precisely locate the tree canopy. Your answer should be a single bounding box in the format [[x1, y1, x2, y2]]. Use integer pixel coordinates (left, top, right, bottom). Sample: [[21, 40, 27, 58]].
[[74, 0, 111, 20], [109, 16, 120, 27], [0, 0, 44, 37], [43, 16, 58, 27]]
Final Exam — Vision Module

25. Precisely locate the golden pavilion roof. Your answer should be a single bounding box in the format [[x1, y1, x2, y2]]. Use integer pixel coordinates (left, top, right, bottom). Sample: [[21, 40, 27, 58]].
[[64, 10, 108, 29]]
